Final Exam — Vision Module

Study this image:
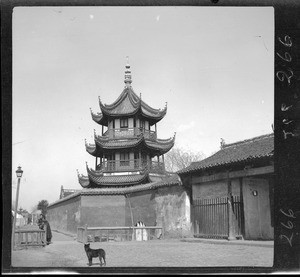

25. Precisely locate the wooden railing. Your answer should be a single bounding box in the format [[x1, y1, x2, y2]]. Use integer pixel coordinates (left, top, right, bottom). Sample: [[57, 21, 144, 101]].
[[99, 160, 165, 174], [77, 225, 164, 243], [13, 229, 47, 249], [103, 127, 157, 140]]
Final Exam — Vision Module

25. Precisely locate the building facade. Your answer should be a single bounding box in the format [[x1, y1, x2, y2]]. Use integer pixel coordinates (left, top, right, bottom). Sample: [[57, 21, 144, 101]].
[[178, 133, 274, 240]]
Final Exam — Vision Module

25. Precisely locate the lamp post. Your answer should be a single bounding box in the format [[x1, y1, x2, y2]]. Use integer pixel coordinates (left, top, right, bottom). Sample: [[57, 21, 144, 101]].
[[12, 166, 23, 250]]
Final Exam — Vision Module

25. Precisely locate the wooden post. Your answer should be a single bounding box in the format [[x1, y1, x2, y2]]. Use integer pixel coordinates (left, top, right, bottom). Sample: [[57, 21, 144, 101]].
[[227, 172, 236, 240], [12, 177, 21, 250], [239, 177, 245, 238], [84, 224, 88, 243], [127, 194, 134, 227], [139, 150, 141, 168]]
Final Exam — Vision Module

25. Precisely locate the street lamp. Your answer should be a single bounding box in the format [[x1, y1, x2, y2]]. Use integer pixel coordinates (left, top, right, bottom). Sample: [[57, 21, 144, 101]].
[[12, 166, 23, 250]]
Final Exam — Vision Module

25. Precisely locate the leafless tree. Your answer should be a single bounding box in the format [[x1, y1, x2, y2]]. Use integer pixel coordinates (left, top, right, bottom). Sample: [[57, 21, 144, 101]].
[[37, 199, 49, 215], [164, 147, 205, 173]]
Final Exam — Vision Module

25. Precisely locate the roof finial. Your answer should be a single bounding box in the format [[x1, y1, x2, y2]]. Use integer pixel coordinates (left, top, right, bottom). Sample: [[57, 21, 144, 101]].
[[124, 56, 132, 87], [220, 138, 226, 149]]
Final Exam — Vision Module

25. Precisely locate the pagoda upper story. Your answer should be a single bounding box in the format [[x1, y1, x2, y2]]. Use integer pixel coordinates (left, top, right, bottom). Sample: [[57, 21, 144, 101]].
[[78, 58, 175, 189]]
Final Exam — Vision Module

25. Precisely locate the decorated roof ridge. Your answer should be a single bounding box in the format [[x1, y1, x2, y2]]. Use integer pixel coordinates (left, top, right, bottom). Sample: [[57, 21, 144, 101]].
[[92, 132, 174, 150], [51, 174, 182, 206], [90, 108, 103, 121], [77, 168, 90, 188], [86, 163, 104, 177], [222, 133, 274, 149], [85, 138, 96, 153], [97, 86, 167, 118], [151, 132, 176, 144], [133, 89, 168, 117], [94, 134, 143, 148], [177, 133, 274, 175], [99, 87, 140, 112], [82, 168, 151, 188], [50, 175, 181, 206]]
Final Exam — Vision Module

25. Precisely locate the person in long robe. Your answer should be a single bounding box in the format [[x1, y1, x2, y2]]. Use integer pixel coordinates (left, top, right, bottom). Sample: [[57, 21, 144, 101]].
[[38, 214, 52, 245]]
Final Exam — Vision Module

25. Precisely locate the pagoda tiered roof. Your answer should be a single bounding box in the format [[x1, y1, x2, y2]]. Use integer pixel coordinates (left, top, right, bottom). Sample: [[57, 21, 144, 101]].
[[91, 87, 167, 126], [77, 161, 180, 189], [85, 132, 175, 157], [77, 165, 152, 188]]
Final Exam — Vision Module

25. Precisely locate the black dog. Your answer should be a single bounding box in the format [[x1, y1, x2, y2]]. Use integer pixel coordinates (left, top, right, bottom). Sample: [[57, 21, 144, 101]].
[[84, 243, 106, 266]]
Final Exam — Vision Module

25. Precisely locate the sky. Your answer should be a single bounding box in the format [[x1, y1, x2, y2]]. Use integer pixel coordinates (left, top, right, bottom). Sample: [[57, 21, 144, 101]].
[[12, 6, 274, 212]]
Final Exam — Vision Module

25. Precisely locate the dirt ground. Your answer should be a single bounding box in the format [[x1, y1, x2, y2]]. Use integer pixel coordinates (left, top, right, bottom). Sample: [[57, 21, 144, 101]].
[[10, 230, 274, 272]]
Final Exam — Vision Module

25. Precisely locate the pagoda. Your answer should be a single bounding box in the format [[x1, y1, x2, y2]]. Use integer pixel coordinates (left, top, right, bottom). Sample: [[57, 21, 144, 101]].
[[78, 58, 176, 189]]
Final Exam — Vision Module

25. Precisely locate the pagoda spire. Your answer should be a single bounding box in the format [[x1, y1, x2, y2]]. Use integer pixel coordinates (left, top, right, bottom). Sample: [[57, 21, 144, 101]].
[[124, 56, 132, 87]]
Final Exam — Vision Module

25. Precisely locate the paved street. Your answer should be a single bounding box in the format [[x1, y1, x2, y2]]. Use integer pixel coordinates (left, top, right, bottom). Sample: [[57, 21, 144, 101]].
[[11, 230, 273, 270]]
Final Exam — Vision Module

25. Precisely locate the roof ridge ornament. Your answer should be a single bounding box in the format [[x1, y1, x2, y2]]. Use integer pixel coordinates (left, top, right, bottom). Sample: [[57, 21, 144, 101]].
[[124, 56, 132, 87], [220, 138, 226, 149]]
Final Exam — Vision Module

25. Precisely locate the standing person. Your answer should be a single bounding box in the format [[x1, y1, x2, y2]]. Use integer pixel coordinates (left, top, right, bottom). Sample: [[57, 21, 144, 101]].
[[38, 214, 52, 245], [38, 214, 45, 230]]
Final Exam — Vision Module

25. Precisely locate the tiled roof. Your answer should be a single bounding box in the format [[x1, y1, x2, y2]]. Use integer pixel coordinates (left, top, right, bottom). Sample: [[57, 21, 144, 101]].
[[177, 133, 274, 174], [96, 87, 167, 123], [81, 174, 181, 195], [48, 174, 181, 208], [78, 167, 151, 188], [85, 133, 175, 156]]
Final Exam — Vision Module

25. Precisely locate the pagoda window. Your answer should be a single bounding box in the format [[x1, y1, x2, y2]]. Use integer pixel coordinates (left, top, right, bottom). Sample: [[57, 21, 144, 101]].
[[141, 153, 148, 167], [120, 118, 128, 129], [120, 152, 130, 166], [105, 154, 115, 171], [140, 120, 145, 130]]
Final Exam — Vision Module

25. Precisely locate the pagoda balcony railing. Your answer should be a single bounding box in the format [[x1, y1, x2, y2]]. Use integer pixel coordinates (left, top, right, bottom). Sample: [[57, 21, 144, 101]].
[[98, 159, 165, 174], [103, 127, 157, 140]]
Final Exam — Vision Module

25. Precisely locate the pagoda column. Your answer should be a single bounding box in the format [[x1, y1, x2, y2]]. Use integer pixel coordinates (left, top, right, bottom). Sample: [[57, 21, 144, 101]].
[[139, 150, 142, 168], [95, 157, 98, 170]]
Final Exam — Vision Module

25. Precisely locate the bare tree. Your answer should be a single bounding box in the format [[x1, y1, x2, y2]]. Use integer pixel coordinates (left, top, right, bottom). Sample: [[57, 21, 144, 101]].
[[164, 147, 205, 173], [37, 199, 49, 215]]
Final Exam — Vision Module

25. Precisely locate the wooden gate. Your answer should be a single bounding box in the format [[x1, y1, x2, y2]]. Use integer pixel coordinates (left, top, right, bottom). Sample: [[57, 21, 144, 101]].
[[193, 196, 244, 239]]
